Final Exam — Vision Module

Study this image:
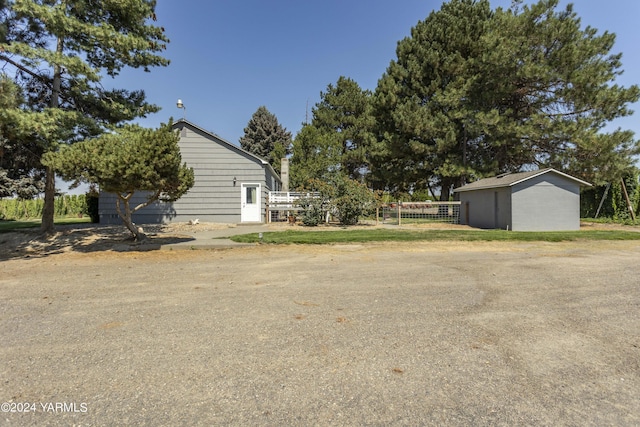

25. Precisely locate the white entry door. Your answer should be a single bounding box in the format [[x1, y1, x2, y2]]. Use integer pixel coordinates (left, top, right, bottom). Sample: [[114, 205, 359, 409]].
[[241, 183, 261, 222]]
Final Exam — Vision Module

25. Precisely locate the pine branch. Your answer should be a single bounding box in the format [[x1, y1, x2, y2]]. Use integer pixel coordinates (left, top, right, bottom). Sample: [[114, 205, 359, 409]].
[[0, 53, 50, 85]]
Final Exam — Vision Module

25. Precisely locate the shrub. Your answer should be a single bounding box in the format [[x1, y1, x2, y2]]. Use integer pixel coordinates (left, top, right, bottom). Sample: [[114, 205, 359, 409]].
[[307, 175, 379, 226], [85, 187, 100, 223], [296, 195, 324, 226]]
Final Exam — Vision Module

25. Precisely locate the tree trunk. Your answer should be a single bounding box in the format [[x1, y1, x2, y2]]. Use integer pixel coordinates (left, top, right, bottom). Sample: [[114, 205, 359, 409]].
[[438, 178, 455, 216], [116, 195, 147, 242], [41, 36, 64, 234], [439, 185, 451, 202], [40, 166, 56, 234]]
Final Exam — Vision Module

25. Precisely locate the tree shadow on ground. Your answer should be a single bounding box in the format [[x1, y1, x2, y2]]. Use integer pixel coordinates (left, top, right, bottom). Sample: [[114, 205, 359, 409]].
[[0, 224, 195, 261]]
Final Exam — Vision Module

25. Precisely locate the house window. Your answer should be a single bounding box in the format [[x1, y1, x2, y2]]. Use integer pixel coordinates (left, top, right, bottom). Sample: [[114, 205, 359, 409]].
[[246, 186, 257, 204]]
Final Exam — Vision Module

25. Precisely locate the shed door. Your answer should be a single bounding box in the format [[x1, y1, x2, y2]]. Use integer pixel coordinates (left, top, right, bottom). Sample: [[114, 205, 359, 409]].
[[494, 191, 499, 229], [241, 183, 261, 222]]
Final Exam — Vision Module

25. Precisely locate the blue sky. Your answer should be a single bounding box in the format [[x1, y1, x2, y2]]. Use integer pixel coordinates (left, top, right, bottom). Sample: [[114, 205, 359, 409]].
[[67, 1, 635, 195], [118, 0, 640, 147]]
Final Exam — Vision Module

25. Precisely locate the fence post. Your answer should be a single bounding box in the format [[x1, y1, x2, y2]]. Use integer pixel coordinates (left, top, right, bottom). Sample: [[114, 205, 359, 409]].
[[397, 201, 401, 226], [266, 202, 270, 224], [620, 178, 636, 221], [376, 207, 379, 226]]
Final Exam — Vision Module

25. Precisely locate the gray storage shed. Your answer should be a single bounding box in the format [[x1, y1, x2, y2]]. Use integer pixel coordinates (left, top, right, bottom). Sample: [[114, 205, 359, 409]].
[[99, 119, 281, 224], [453, 168, 591, 231]]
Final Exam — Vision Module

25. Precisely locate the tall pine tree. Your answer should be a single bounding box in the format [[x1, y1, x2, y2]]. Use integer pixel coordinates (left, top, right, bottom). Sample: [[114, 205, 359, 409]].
[[0, 0, 170, 233], [373, 0, 639, 198], [0, 74, 45, 198], [373, 0, 498, 199], [239, 106, 292, 175], [291, 76, 374, 188], [290, 124, 342, 188], [481, 1, 640, 185], [311, 76, 375, 182]]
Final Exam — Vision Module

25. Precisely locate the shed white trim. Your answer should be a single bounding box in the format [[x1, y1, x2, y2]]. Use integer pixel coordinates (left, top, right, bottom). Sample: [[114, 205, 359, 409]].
[[453, 168, 591, 193]]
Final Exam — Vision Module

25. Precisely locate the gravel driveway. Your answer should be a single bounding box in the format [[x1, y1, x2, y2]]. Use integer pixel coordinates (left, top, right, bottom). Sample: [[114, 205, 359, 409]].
[[1, 240, 639, 426]]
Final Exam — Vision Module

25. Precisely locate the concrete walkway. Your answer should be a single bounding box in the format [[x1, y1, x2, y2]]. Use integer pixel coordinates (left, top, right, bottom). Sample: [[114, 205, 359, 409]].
[[160, 224, 272, 250]]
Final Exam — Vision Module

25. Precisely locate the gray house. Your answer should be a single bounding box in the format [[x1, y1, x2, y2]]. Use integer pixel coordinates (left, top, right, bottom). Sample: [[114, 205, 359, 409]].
[[99, 119, 281, 224], [454, 168, 591, 231]]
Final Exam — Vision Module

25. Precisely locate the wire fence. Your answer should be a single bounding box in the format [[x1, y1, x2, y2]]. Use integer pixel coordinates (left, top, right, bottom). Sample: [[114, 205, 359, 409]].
[[267, 192, 461, 225], [377, 201, 461, 225]]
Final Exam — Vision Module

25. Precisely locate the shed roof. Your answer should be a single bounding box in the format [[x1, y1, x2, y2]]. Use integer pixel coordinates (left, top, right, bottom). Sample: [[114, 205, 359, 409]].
[[453, 168, 591, 193], [173, 119, 281, 183]]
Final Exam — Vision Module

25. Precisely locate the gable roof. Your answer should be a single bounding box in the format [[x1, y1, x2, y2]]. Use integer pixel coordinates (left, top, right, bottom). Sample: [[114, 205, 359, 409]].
[[453, 168, 591, 193], [173, 119, 281, 182]]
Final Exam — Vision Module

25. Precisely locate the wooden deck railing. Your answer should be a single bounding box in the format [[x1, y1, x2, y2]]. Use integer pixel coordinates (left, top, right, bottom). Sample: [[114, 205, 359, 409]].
[[267, 192, 320, 223]]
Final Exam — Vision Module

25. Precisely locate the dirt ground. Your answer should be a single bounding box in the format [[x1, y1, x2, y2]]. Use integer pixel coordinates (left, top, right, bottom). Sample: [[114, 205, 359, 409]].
[[1, 223, 639, 426], [0, 220, 632, 258], [0, 222, 226, 258]]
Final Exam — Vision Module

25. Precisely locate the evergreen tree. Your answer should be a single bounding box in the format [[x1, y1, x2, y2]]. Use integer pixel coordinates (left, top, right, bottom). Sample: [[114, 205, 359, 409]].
[[0, 3, 44, 199], [372, 0, 501, 199], [290, 77, 374, 188], [482, 1, 639, 185], [311, 76, 375, 182], [0, 73, 45, 198], [373, 0, 639, 198], [239, 106, 292, 175], [290, 124, 342, 188], [43, 122, 194, 241], [0, 0, 170, 233], [0, 1, 8, 42]]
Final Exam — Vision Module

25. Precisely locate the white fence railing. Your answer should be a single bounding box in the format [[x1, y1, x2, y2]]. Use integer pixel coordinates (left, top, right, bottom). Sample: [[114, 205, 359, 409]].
[[268, 191, 320, 206], [267, 192, 320, 223]]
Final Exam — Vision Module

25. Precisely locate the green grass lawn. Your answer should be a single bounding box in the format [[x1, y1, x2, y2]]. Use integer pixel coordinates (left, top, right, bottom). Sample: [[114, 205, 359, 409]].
[[230, 228, 640, 244], [0, 216, 92, 233]]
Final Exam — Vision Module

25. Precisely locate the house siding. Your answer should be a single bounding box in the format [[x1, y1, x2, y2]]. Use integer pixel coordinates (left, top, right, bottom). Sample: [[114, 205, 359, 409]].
[[99, 121, 280, 225], [456, 169, 585, 231], [173, 126, 268, 222], [459, 187, 511, 229], [511, 174, 580, 231], [458, 171, 589, 231]]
